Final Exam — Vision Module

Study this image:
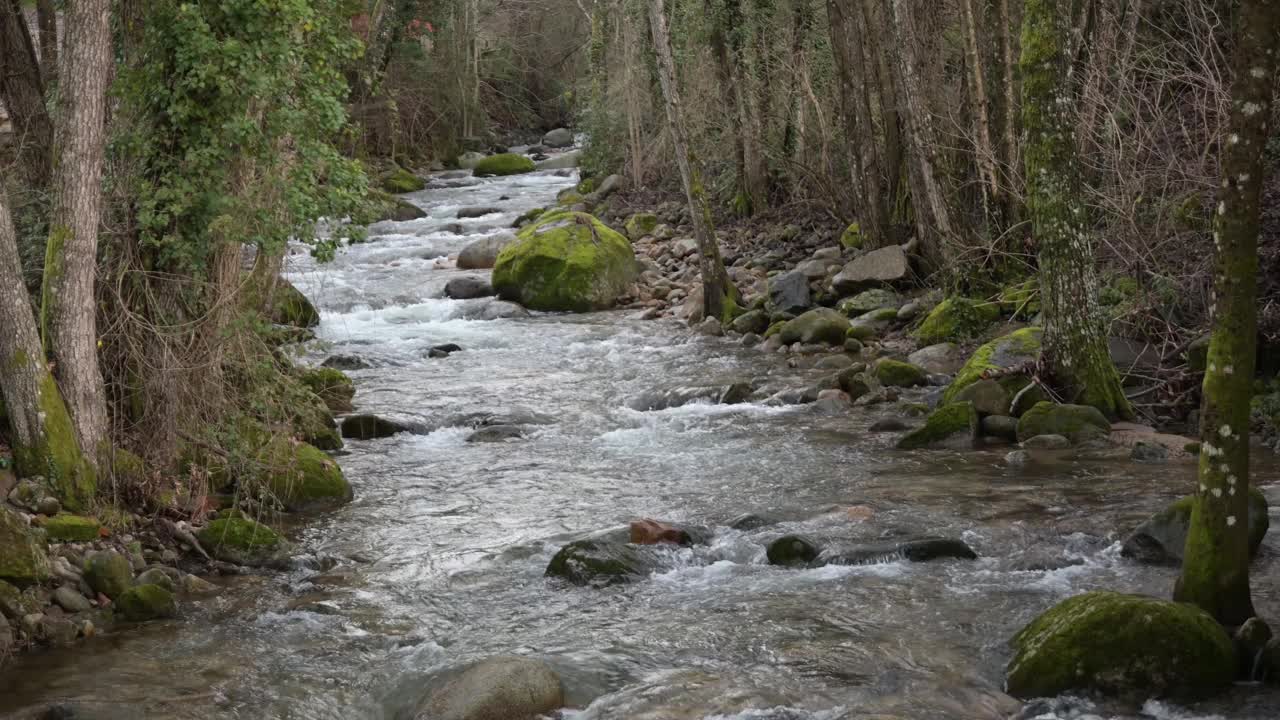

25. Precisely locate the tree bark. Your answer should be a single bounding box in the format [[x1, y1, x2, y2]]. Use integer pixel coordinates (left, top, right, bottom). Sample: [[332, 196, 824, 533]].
[[36, 0, 56, 85], [1174, 0, 1280, 626], [647, 0, 737, 321], [960, 0, 1000, 203], [1020, 0, 1132, 419], [0, 0, 52, 186], [41, 0, 113, 462], [0, 189, 96, 509], [827, 0, 888, 247]]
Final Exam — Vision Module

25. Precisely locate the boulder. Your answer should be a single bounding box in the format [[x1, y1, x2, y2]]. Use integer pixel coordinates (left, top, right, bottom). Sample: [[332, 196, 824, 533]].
[[42, 514, 101, 542], [444, 276, 494, 300], [766, 535, 821, 567], [830, 245, 909, 295], [1015, 402, 1111, 445], [629, 519, 705, 546], [83, 550, 132, 599], [626, 384, 752, 411], [52, 585, 91, 613], [731, 309, 769, 335], [300, 367, 355, 413], [457, 206, 502, 219], [257, 439, 352, 511], [474, 153, 536, 177], [419, 656, 564, 720], [913, 297, 1000, 345], [116, 584, 178, 621], [135, 567, 176, 593], [458, 233, 517, 270], [341, 414, 409, 439], [0, 508, 49, 584], [466, 425, 525, 443], [269, 280, 320, 328], [767, 270, 811, 315], [378, 165, 426, 193], [953, 378, 1011, 416], [624, 213, 659, 241], [457, 151, 486, 170], [874, 359, 928, 388], [492, 212, 637, 312], [1005, 591, 1235, 699], [1121, 489, 1268, 565], [198, 517, 288, 567], [545, 538, 650, 586], [778, 308, 850, 346], [896, 402, 979, 450], [942, 327, 1043, 405], [908, 343, 965, 375], [981, 415, 1019, 442], [542, 128, 575, 147], [533, 150, 582, 170], [824, 537, 977, 565], [837, 289, 899, 315]]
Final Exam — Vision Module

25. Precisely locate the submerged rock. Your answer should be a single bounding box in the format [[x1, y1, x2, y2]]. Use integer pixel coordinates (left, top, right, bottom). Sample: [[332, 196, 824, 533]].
[[1121, 488, 1268, 565], [456, 206, 502, 219], [493, 212, 636, 312], [629, 519, 707, 546], [1005, 591, 1235, 699], [418, 655, 564, 720], [466, 425, 526, 443], [341, 414, 410, 439], [766, 535, 821, 567], [824, 537, 977, 564]]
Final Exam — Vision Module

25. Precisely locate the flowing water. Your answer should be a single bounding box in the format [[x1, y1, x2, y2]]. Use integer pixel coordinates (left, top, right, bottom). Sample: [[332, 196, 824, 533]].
[[3, 159, 1279, 720]]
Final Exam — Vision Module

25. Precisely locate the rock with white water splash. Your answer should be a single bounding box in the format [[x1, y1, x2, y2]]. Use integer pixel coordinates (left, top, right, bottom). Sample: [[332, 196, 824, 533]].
[[444, 276, 494, 300], [456, 206, 502, 219], [457, 234, 517, 270], [340, 414, 411, 440]]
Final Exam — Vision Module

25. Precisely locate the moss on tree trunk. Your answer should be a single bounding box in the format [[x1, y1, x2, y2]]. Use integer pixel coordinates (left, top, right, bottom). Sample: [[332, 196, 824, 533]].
[[1174, 0, 1280, 625]]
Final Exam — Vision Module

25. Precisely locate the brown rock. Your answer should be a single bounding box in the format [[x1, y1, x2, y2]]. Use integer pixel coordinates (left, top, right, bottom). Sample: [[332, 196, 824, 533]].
[[629, 519, 692, 546]]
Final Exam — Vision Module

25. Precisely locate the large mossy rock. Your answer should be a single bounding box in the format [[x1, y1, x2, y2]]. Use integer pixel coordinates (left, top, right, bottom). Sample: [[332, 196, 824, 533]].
[[1005, 591, 1236, 700], [624, 212, 659, 241], [778, 308, 851, 346], [378, 165, 426, 193], [0, 508, 49, 584], [492, 212, 637, 312], [42, 514, 101, 542], [1122, 489, 1269, 565], [84, 550, 133, 599], [418, 656, 564, 720], [913, 297, 1000, 345], [545, 538, 649, 586], [942, 327, 1043, 405], [474, 153, 536, 177], [270, 281, 320, 329], [300, 367, 355, 413], [197, 517, 287, 567], [257, 439, 352, 512], [874, 359, 928, 388], [116, 584, 178, 621], [896, 402, 979, 450], [1016, 402, 1111, 445]]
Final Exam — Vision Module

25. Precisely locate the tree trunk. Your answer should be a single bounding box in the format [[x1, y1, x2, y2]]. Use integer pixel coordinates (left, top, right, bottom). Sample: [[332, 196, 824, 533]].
[[1174, 0, 1280, 626], [36, 0, 56, 85], [0, 189, 96, 509], [0, 0, 53, 187], [647, 0, 737, 321], [996, 0, 1018, 191], [960, 0, 1000, 203], [1020, 0, 1132, 419], [41, 0, 113, 462]]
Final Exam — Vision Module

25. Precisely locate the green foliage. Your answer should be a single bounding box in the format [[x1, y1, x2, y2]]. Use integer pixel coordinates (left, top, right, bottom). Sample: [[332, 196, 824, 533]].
[[116, 0, 368, 272]]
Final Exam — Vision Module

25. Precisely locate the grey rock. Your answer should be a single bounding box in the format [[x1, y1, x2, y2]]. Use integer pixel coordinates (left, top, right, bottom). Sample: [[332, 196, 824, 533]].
[[767, 270, 811, 315], [444, 276, 494, 300], [419, 656, 563, 720], [340, 415, 410, 440], [52, 585, 91, 613], [135, 567, 176, 593], [1130, 441, 1169, 463], [456, 206, 502, 219], [533, 149, 582, 170], [815, 354, 855, 370], [1021, 434, 1071, 450], [466, 425, 526, 443], [321, 355, 372, 371], [982, 415, 1020, 442], [908, 342, 965, 375], [542, 128, 574, 147], [457, 233, 517, 270], [830, 245, 909, 296], [869, 417, 909, 432], [695, 317, 724, 336], [1005, 449, 1031, 466]]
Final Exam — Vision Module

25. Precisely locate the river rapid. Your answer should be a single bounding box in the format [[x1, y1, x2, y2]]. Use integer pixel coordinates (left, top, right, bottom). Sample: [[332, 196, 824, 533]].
[[2, 156, 1278, 720]]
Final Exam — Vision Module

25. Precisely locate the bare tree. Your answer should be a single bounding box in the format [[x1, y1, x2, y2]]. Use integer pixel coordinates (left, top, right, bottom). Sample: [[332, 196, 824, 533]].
[[0, 0, 52, 186]]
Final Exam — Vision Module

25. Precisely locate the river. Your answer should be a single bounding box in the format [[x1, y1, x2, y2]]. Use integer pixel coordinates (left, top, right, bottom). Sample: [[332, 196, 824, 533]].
[[2, 157, 1277, 720]]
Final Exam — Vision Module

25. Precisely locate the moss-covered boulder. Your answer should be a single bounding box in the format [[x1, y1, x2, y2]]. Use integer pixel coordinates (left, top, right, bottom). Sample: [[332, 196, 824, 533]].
[[545, 538, 649, 587], [134, 567, 177, 593], [0, 508, 49, 584], [874, 359, 928, 388], [197, 517, 287, 567], [731, 309, 769, 335], [914, 297, 1000, 345], [84, 550, 133, 599], [954, 378, 1012, 417], [942, 327, 1044, 405], [492, 212, 637, 312], [257, 439, 352, 512], [1121, 489, 1269, 565], [839, 223, 862, 249], [624, 212, 659, 241], [897, 402, 979, 450], [474, 153, 536, 177], [116, 584, 178, 621], [845, 323, 876, 342], [270, 281, 320, 329], [1006, 591, 1235, 699], [300, 367, 355, 413], [356, 190, 426, 223], [291, 391, 343, 452], [779, 308, 851, 346], [42, 514, 101, 542], [378, 165, 426, 193], [838, 289, 899, 316], [555, 188, 584, 206], [1016, 402, 1111, 445]]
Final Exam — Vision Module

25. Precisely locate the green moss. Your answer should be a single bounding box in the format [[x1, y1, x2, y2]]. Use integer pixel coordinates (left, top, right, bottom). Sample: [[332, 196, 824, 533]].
[[492, 212, 637, 312], [943, 327, 1044, 405], [576, 178, 597, 194], [1015, 401, 1111, 444], [624, 212, 659, 241], [378, 165, 426, 193], [42, 514, 101, 542], [116, 584, 178, 621], [763, 320, 786, 339], [840, 222, 862, 249], [0, 508, 50, 584], [999, 279, 1040, 318], [779, 308, 851, 346], [913, 297, 1000, 345], [838, 289, 899, 316], [512, 207, 545, 228], [270, 282, 320, 328], [846, 323, 877, 341], [83, 550, 133, 599], [257, 438, 352, 512], [473, 153, 536, 177], [556, 188, 585, 206], [197, 517, 285, 566], [11, 372, 97, 512], [875, 359, 928, 388], [1006, 591, 1235, 699], [299, 367, 354, 413], [897, 402, 979, 450]]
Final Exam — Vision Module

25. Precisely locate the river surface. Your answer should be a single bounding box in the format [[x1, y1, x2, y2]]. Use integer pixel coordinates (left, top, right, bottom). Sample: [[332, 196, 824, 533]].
[[2, 159, 1279, 720]]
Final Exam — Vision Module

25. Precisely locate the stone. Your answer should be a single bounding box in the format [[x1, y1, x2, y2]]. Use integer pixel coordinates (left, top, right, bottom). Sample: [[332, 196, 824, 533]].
[[1021, 434, 1071, 450], [299, 367, 355, 414], [954, 378, 1012, 416], [83, 551, 133, 599], [1005, 449, 1031, 466], [0, 579, 26, 619], [1015, 402, 1111, 445], [52, 585, 92, 613], [378, 165, 426, 193], [914, 297, 1001, 345], [981, 415, 1020, 442], [767, 270, 811, 315], [466, 425, 525, 443], [731, 309, 769, 335], [35, 496, 61, 516], [341, 414, 410, 439], [42, 514, 101, 542], [473, 153, 535, 177], [624, 212, 659, 241], [627, 384, 752, 411], [942, 327, 1043, 405], [256, 438, 352, 511], [428, 343, 463, 358], [812, 389, 852, 415], [778, 308, 850, 346], [116, 584, 178, 621], [837, 289, 899, 315], [419, 655, 564, 720], [766, 535, 821, 567], [198, 518, 287, 567], [869, 417, 909, 432], [545, 538, 650, 586], [456, 206, 502, 219], [1130, 441, 1169, 463], [493, 212, 637, 312], [269, 280, 320, 328], [1121, 488, 1268, 565], [797, 259, 828, 279], [180, 573, 219, 595], [836, 368, 875, 400], [815, 354, 855, 370], [629, 519, 702, 546], [1005, 591, 1236, 699], [839, 222, 862, 249], [321, 354, 372, 371], [830, 244, 909, 295], [845, 322, 876, 342], [824, 537, 977, 565], [874, 359, 928, 388], [458, 233, 518, 270], [695, 317, 724, 336], [135, 567, 176, 593], [896, 402, 979, 450], [533, 149, 583, 170], [1235, 618, 1272, 677], [908, 342, 965, 375], [444, 276, 494, 299], [542, 128, 574, 147], [843, 338, 864, 353], [457, 151, 487, 170], [7, 479, 45, 512]]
